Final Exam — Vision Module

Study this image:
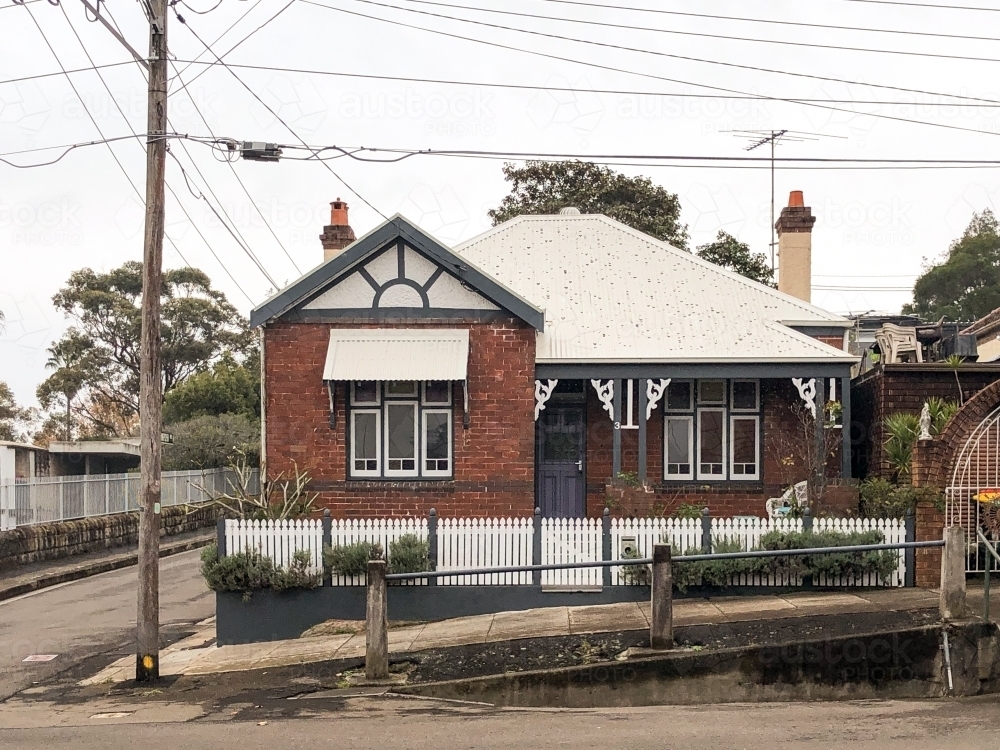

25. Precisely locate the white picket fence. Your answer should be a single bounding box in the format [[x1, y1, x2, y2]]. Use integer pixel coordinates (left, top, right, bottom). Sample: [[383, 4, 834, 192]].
[[222, 514, 909, 588], [0, 468, 256, 530]]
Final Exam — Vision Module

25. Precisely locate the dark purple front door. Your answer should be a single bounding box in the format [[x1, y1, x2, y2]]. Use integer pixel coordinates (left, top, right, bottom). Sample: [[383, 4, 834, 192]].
[[536, 405, 586, 518]]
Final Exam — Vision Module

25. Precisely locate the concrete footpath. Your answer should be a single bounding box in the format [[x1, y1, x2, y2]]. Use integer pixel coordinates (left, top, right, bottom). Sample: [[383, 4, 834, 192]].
[[82, 587, 953, 685], [0, 530, 214, 603]]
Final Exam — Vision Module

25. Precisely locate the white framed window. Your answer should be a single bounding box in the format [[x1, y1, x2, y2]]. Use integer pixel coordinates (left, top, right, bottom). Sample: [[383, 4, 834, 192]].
[[698, 380, 726, 405], [422, 381, 452, 405], [664, 415, 694, 480], [697, 408, 726, 479], [384, 402, 419, 476], [349, 381, 455, 479], [350, 410, 381, 476], [422, 409, 452, 476], [385, 380, 418, 398], [731, 379, 759, 412], [351, 380, 380, 406], [730, 415, 760, 480], [665, 380, 693, 412]]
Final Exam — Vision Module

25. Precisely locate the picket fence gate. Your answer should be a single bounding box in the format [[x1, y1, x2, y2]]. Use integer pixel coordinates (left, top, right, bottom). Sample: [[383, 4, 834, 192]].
[[221, 512, 911, 589]]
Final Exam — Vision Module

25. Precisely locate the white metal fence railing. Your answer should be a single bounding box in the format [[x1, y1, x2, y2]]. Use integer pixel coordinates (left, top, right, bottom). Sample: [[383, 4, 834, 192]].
[[221, 512, 911, 589], [0, 468, 257, 530]]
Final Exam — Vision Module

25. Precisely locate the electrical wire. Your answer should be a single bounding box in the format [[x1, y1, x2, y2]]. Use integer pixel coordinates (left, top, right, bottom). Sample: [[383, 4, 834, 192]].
[[59, 2, 258, 303], [169, 0, 295, 95], [98, 0, 295, 283], [153, 60, 1000, 107], [391, 0, 1000, 65], [536, 0, 1000, 43], [302, 1, 1000, 139], [339, 0, 1000, 104], [172, 7, 388, 219], [0, 61, 136, 86], [839, 0, 1000, 11]]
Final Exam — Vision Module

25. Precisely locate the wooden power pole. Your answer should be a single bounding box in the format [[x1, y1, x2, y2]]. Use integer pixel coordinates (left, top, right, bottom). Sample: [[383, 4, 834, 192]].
[[136, 0, 168, 682]]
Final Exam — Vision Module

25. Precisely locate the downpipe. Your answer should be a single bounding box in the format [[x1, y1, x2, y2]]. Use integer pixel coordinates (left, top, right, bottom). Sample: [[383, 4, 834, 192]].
[[942, 629, 954, 695]]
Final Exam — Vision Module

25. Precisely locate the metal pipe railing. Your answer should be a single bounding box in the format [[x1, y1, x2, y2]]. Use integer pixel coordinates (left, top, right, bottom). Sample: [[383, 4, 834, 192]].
[[384, 539, 944, 582], [977, 529, 1000, 622]]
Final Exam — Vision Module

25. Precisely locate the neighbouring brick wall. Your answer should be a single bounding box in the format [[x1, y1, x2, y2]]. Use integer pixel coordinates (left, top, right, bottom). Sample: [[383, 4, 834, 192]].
[[851, 365, 1000, 480], [584, 378, 843, 518], [264, 317, 536, 518], [0, 504, 221, 572]]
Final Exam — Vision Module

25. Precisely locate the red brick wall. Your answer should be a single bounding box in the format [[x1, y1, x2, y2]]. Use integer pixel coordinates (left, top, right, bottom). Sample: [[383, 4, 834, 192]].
[[263, 317, 536, 518], [583, 379, 839, 518], [851, 365, 1000, 480]]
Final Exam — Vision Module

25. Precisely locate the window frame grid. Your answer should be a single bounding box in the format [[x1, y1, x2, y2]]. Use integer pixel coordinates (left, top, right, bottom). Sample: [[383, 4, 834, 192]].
[[729, 414, 761, 481], [697, 379, 727, 405], [664, 414, 694, 480], [421, 408, 453, 477], [350, 408, 382, 477], [421, 381, 453, 406], [696, 406, 727, 481], [664, 379, 694, 412], [383, 400, 420, 477], [730, 379, 760, 412], [350, 381, 381, 406]]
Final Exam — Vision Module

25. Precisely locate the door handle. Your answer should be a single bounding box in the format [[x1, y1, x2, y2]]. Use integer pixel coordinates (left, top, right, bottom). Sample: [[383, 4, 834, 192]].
[[576, 460, 583, 472]]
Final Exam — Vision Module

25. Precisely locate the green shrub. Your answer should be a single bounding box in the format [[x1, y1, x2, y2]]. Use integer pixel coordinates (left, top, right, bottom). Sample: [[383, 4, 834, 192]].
[[200, 544, 320, 596], [672, 539, 749, 592], [324, 540, 384, 577], [664, 530, 899, 592], [388, 534, 430, 575], [271, 549, 321, 591]]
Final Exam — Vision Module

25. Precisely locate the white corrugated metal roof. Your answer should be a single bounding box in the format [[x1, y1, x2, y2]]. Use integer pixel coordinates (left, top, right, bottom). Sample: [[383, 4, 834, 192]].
[[454, 214, 856, 363], [323, 329, 470, 380]]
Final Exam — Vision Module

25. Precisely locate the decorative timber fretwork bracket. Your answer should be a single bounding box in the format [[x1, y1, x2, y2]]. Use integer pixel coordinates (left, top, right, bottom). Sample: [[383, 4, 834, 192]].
[[534, 379, 558, 421]]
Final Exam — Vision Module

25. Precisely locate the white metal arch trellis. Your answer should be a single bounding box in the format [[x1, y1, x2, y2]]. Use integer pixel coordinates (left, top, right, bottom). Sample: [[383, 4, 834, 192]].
[[946, 403, 1000, 573]]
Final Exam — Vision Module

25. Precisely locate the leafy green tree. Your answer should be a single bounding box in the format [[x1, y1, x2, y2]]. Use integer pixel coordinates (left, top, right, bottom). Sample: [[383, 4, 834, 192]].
[[163, 353, 260, 424], [39, 262, 252, 436], [162, 413, 260, 470], [488, 161, 689, 248], [0, 382, 33, 442], [903, 209, 1000, 321], [35, 332, 91, 440], [696, 231, 775, 287]]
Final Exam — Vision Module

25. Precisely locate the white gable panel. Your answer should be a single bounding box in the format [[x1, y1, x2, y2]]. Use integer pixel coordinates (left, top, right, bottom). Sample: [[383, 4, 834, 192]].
[[364, 247, 400, 285], [302, 270, 375, 310], [403, 245, 438, 286], [426, 272, 500, 310]]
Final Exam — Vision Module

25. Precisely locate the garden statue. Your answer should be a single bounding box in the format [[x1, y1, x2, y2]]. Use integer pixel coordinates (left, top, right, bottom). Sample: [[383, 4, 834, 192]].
[[919, 402, 932, 440]]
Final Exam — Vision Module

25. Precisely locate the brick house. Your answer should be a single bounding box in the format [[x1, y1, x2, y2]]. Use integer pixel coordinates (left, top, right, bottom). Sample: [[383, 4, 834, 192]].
[[251, 194, 857, 519]]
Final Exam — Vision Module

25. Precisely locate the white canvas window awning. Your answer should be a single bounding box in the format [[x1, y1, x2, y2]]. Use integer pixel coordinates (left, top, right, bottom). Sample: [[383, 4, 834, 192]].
[[322, 329, 470, 381]]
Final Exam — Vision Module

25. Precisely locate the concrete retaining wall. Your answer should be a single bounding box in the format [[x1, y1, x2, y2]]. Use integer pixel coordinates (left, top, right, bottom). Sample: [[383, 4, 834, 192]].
[[0, 504, 221, 572], [398, 621, 1000, 706]]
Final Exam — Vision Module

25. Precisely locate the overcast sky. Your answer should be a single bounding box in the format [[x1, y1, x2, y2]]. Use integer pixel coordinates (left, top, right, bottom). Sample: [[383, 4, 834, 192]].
[[2, 0, 999, 408]]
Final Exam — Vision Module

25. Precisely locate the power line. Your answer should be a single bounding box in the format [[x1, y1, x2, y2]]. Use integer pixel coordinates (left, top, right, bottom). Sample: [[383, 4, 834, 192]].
[[59, 5, 253, 305], [19, 2, 192, 268], [0, 134, 234, 168], [169, 0, 296, 96], [303, 1, 1000, 140], [536, 0, 1000, 43], [337, 0, 1000, 105], [0, 61, 136, 85], [56, 1, 258, 301], [391, 0, 1000, 65], [172, 7, 389, 219], [96, 1, 297, 281], [146, 60, 1000, 108], [839, 0, 1000, 11]]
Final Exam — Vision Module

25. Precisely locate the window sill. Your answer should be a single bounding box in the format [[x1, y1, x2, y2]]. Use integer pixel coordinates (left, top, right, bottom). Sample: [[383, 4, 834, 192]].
[[345, 479, 456, 491]]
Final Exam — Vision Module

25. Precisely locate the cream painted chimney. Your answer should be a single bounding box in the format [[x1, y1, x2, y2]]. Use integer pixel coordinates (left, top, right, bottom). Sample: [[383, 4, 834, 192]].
[[775, 190, 816, 303], [320, 198, 356, 262]]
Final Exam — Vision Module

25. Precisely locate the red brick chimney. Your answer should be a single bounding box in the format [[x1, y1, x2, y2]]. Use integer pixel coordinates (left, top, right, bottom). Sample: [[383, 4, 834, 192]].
[[320, 198, 356, 262]]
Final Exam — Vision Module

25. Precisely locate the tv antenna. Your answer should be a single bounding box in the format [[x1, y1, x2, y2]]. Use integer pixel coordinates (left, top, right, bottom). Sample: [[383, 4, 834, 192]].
[[728, 129, 847, 275]]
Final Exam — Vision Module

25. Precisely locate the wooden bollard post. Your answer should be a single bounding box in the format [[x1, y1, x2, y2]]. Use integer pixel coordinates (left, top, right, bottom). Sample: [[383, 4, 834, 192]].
[[366, 559, 389, 680], [939, 526, 967, 621], [650, 543, 673, 649]]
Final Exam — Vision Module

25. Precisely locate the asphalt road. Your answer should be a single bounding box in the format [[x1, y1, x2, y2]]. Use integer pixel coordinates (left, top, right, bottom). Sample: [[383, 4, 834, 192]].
[[0, 693, 998, 749], [0, 550, 212, 701]]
